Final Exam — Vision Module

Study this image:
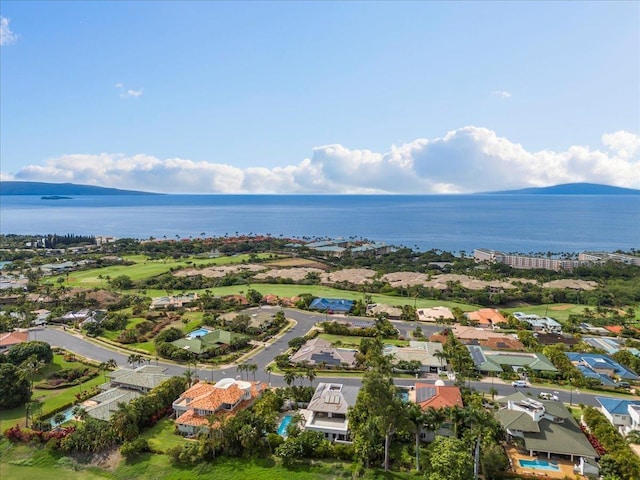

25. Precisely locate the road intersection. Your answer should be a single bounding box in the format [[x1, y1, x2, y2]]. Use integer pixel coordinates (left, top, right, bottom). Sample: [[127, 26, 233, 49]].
[[33, 306, 628, 408]]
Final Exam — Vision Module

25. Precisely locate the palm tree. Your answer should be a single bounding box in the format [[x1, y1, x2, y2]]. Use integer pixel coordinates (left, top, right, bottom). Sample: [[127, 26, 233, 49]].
[[407, 403, 427, 472], [127, 354, 143, 369], [284, 370, 296, 387], [264, 365, 273, 385], [106, 358, 117, 370], [306, 368, 316, 387], [72, 406, 88, 421], [626, 430, 640, 444], [248, 363, 258, 381], [110, 402, 139, 441], [236, 364, 246, 380], [21, 354, 44, 395], [183, 369, 194, 387]]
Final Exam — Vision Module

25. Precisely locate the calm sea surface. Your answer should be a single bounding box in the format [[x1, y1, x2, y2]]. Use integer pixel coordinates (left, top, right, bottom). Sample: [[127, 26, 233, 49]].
[[0, 195, 638, 253]]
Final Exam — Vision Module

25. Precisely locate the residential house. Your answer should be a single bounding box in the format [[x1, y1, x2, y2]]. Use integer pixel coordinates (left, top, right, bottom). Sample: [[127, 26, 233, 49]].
[[83, 365, 172, 421], [513, 312, 562, 333], [0, 330, 28, 353], [431, 326, 525, 351], [171, 329, 247, 356], [383, 341, 446, 374], [496, 392, 598, 465], [410, 380, 463, 441], [416, 306, 455, 323], [150, 293, 198, 310], [464, 308, 508, 328], [173, 378, 265, 435], [299, 382, 360, 442], [534, 332, 580, 347], [366, 303, 402, 320], [289, 337, 357, 369], [566, 352, 640, 386], [596, 396, 640, 436], [309, 298, 354, 313], [582, 337, 622, 355], [467, 346, 558, 376]]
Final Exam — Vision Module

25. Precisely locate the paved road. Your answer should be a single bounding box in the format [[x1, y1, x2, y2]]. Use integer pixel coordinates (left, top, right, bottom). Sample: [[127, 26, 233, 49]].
[[32, 308, 627, 407]]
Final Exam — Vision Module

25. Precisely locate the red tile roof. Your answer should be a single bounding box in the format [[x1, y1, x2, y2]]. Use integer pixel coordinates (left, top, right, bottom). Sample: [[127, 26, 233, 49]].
[[414, 382, 463, 410], [0, 331, 28, 348]]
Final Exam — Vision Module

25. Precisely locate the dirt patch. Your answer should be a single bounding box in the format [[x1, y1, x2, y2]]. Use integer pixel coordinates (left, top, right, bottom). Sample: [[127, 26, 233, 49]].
[[265, 258, 328, 269], [68, 288, 121, 307], [174, 263, 266, 278], [542, 279, 598, 290], [323, 268, 377, 285], [382, 272, 534, 291], [549, 304, 574, 311], [71, 447, 122, 472], [254, 267, 325, 282]]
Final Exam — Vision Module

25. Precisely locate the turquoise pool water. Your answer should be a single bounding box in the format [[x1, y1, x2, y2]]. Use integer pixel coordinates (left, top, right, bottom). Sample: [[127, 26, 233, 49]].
[[49, 406, 75, 427], [518, 459, 560, 471], [187, 328, 212, 339], [277, 415, 294, 436]]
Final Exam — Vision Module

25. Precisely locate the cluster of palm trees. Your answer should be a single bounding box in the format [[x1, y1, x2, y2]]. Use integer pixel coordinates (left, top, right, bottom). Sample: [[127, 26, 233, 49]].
[[283, 367, 316, 387], [236, 363, 258, 381], [127, 353, 146, 369]]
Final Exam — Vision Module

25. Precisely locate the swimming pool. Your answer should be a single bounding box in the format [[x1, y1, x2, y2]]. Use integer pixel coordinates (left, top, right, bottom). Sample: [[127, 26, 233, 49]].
[[186, 328, 212, 339], [49, 406, 75, 427], [518, 459, 560, 471], [277, 415, 294, 436]]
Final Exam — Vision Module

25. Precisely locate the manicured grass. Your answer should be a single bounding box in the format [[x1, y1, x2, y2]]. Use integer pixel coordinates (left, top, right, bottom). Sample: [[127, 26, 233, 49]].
[[131, 341, 157, 354], [0, 355, 104, 431], [51, 254, 272, 288], [139, 418, 188, 453], [502, 304, 586, 323], [319, 334, 409, 348]]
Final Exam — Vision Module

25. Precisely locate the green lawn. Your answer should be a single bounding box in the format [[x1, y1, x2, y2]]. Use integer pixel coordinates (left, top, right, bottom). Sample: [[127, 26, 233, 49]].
[[0, 355, 105, 432], [48, 254, 274, 289], [502, 303, 587, 322], [139, 418, 188, 453], [318, 334, 409, 348], [0, 438, 417, 480]]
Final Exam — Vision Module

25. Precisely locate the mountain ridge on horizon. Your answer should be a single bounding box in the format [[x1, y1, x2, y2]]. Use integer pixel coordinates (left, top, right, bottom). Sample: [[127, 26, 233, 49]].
[[0, 180, 638, 196]]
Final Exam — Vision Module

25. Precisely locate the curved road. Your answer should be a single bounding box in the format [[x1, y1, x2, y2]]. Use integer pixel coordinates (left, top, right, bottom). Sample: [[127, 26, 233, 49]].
[[33, 307, 619, 407]]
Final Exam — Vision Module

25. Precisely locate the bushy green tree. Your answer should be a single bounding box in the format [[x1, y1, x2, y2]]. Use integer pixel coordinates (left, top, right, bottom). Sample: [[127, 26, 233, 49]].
[[426, 436, 473, 480], [7, 341, 53, 365], [0, 363, 31, 408]]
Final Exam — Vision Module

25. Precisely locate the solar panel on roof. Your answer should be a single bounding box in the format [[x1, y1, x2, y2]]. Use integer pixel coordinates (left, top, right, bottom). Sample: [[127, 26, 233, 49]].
[[416, 387, 436, 403]]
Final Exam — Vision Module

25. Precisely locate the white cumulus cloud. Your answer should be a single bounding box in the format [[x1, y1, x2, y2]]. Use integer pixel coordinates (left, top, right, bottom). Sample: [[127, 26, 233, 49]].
[[0, 16, 18, 46], [115, 83, 143, 98], [492, 90, 512, 99], [4, 127, 639, 193]]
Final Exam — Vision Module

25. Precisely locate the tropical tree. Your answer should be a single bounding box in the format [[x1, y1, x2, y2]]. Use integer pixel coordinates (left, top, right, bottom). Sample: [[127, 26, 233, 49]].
[[0, 363, 31, 408], [283, 370, 296, 387], [20, 354, 44, 394], [426, 436, 474, 480], [306, 368, 316, 387], [110, 402, 139, 441], [264, 364, 273, 385], [406, 403, 426, 472], [626, 430, 640, 444]]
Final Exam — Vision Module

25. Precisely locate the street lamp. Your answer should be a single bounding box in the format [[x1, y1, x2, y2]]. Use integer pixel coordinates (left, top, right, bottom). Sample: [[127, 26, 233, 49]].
[[569, 377, 573, 406]]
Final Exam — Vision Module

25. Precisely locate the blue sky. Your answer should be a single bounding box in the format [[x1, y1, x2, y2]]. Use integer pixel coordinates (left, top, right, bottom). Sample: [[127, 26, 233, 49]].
[[1, 1, 638, 193]]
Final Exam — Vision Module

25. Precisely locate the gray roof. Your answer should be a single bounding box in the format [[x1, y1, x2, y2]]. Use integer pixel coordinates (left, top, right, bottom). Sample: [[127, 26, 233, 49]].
[[84, 388, 142, 421], [108, 366, 172, 390], [307, 382, 360, 415]]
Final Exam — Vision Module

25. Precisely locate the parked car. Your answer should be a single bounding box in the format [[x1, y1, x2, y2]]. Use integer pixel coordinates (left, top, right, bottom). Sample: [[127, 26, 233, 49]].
[[617, 381, 631, 389], [511, 380, 528, 388], [539, 392, 559, 401]]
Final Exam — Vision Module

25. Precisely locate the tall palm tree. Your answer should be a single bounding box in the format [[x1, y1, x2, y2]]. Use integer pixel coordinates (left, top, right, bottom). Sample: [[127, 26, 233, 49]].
[[306, 368, 317, 387], [283, 370, 295, 387], [407, 403, 427, 472], [110, 402, 139, 441], [248, 363, 258, 381], [264, 364, 273, 385], [183, 369, 194, 387]]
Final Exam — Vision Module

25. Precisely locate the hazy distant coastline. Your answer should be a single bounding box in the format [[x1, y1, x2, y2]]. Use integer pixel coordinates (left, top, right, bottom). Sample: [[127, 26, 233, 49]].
[[1, 181, 638, 196]]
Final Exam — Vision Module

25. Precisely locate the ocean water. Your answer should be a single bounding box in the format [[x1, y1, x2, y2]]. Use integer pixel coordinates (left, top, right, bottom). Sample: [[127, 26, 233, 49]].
[[0, 194, 638, 253]]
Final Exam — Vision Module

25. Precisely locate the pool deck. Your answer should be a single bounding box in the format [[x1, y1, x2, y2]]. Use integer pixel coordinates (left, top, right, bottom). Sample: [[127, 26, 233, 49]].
[[506, 446, 588, 479]]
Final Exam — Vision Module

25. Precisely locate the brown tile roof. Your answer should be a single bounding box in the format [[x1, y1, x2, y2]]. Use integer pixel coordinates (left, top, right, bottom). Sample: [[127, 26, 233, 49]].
[[466, 308, 507, 326], [0, 331, 28, 347], [414, 383, 463, 409], [175, 380, 264, 427], [604, 325, 623, 334]]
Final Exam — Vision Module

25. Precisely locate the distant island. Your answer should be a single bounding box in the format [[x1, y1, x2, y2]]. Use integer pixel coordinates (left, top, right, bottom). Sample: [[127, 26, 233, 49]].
[[483, 183, 640, 195], [0, 181, 160, 196], [41, 195, 73, 200], [0, 180, 637, 196]]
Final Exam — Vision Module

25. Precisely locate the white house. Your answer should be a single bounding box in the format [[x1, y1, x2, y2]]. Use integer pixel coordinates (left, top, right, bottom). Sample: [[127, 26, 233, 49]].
[[300, 382, 360, 443]]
